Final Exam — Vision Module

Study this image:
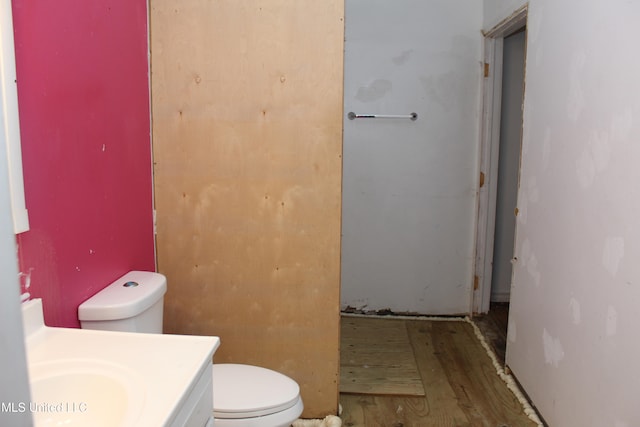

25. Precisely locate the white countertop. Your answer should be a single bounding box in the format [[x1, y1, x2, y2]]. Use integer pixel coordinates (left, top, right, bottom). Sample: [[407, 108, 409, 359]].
[[22, 299, 220, 426]]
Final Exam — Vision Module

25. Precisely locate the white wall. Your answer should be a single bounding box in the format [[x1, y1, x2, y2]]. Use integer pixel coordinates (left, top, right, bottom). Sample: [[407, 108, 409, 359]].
[[484, 0, 527, 32], [486, 1, 640, 426], [0, 91, 32, 425], [341, 0, 482, 314]]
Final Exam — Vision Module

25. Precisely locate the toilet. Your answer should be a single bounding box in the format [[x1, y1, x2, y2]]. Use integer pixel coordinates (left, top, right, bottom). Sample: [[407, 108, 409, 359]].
[[78, 271, 304, 427]]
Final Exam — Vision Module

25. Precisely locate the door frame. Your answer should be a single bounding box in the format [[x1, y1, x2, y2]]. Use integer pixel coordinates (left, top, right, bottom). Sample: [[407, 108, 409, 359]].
[[473, 5, 528, 314]]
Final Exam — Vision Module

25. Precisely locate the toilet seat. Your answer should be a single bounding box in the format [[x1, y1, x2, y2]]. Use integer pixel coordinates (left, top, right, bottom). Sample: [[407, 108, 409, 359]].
[[212, 364, 301, 419]]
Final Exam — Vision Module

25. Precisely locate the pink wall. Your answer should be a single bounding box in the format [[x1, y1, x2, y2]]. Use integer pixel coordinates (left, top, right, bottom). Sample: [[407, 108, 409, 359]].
[[13, 0, 155, 327]]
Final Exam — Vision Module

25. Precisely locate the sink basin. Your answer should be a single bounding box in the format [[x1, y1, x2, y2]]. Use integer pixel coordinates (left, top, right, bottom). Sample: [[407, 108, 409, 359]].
[[29, 359, 144, 427], [22, 299, 219, 426]]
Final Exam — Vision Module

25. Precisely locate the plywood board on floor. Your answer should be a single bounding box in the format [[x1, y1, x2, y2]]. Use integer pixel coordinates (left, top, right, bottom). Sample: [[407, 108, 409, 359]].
[[340, 316, 425, 396]]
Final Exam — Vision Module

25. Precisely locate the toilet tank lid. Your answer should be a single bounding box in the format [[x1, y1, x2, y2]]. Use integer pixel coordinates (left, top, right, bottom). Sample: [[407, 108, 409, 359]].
[[78, 271, 167, 321]]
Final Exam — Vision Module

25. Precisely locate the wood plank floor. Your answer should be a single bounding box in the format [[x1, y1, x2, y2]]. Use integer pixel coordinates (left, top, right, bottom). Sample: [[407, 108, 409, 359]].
[[339, 313, 536, 427], [472, 302, 510, 367]]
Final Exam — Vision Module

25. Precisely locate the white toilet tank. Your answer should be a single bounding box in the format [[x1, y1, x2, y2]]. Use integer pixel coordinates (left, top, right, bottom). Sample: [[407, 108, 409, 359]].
[[78, 271, 167, 333]]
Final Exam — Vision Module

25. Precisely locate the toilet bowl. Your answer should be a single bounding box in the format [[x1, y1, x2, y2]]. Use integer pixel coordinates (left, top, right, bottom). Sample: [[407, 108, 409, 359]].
[[213, 364, 303, 427], [78, 271, 303, 426]]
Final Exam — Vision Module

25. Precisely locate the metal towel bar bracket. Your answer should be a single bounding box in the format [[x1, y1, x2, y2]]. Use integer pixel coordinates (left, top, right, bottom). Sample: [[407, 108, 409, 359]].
[[347, 112, 418, 121]]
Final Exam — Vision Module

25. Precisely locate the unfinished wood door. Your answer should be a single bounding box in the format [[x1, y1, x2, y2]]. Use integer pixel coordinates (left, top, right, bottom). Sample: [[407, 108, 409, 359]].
[[150, 0, 344, 417]]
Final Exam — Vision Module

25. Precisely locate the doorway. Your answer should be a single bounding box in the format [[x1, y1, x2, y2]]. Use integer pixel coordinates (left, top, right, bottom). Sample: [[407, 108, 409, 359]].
[[491, 28, 526, 303], [474, 6, 528, 314]]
